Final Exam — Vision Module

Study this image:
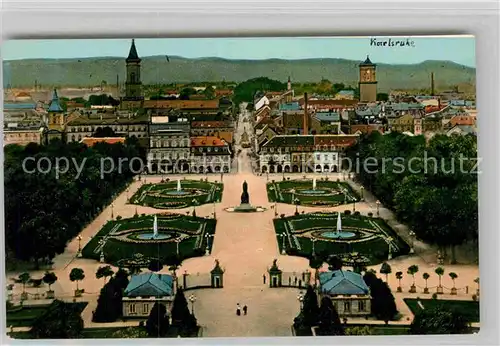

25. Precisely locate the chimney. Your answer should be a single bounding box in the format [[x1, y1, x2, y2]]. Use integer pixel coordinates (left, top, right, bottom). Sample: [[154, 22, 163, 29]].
[[431, 72, 435, 96], [303, 93, 309, 135]]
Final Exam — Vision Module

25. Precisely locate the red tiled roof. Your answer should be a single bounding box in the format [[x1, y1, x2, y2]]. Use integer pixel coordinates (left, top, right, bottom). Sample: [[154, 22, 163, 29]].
[[215, 131, 233, 143], [215, 89, 234, 96], [313, 135, 358, 148], [449, 115, 475, 127], [143, 99, 219, 109], [190, 136, 227, 147], [191, 121, 231, 128], [350, 124, 384, 134], [81, 137, 126, 146], [425, 105, 446, 114]]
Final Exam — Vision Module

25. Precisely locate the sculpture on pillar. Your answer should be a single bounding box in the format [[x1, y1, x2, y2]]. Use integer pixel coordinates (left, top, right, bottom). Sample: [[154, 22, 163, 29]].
[[241, 180, 250, 204]]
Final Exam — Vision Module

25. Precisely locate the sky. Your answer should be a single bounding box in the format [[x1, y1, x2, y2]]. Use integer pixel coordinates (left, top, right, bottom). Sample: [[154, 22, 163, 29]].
[[2, 36, 476, 67]]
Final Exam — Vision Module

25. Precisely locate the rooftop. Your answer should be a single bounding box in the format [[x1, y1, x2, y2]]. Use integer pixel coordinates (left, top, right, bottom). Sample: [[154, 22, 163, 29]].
[[124, 273, 174, 298], [126, 39, 141, 63], [279, 102, 301, 111], [3, 102, 37, 110], [359, 55, 375, 67], [314, 111, 340, 122], [190, 136, 227, 147], [319, 270, 370, 295], [143, 99, 219, 110]]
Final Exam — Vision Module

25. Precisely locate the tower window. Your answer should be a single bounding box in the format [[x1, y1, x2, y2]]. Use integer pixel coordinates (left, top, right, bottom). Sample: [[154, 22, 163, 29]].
[[130, 72, 136, 83]]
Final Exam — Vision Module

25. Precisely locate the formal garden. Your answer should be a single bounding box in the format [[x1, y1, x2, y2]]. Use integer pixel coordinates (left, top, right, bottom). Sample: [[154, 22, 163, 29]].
[[267, 178, 359, 207], [404, 298, 480, 323], [81, 212, 216, 266], [274, 211, 409, 265], [130, 179, 223, 209], [6, 302, 88, 328]]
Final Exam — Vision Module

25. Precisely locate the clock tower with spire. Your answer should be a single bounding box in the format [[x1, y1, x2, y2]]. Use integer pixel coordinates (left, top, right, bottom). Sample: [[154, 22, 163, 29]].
[[358, 55, 377, 102], [124, 39, 143, 100]]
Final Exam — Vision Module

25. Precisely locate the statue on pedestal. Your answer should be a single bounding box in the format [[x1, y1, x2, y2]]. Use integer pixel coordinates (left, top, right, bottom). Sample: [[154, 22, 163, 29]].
[[241, 180, 250, 204]]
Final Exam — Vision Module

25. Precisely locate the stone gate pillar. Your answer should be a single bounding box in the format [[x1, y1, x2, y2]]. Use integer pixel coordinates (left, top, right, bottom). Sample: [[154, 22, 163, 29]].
[[210, 259, 224, 288], [268, 259, 283, 288]]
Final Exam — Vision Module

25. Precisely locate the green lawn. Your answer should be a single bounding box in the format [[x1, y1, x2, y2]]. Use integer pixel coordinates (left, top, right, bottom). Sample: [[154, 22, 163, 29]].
[[6, 302, 88, 328], [130, 179, 223, 209], [81, 214, 216, 266], [267, 179, 359, 207], [404, 298, 480, 323], [274, 212, 409, 265]]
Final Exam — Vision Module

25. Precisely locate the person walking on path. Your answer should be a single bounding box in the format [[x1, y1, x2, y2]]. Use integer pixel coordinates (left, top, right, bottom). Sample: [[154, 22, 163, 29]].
[[236, 303, 241, 316], [243, 305, 248, 315]]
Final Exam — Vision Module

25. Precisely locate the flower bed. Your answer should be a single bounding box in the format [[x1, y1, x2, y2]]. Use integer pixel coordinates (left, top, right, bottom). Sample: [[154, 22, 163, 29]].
[[266, 179, 359, 207], [273, 212, 409, 265]]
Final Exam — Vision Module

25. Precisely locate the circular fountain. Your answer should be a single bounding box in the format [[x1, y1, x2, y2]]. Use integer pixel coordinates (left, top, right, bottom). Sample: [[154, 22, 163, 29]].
[[320, 230, 357, 240], [134, 232, 173, 240]]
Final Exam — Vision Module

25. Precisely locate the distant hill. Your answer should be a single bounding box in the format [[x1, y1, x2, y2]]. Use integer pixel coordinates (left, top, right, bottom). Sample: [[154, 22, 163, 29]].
[[3, 56, 476, 92]]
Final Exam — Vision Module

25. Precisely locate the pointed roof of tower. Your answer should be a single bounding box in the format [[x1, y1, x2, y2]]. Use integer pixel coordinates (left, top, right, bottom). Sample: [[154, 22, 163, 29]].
[[48, 88, 63, 112], [359, 55, 375, 66], [126, 39, 141, 63], [288, 76, 291, 82]]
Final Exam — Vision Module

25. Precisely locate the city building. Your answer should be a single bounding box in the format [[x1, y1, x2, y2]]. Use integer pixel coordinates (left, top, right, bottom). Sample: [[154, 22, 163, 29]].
[[122, 273, 174, 319], [190, 136, 232, 173], [148, 115, 191, 174], [318, 270, 371, 317]]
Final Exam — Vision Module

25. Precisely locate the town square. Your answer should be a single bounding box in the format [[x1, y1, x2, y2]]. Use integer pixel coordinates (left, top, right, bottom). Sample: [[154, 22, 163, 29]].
[[3, 36, 479, 339]]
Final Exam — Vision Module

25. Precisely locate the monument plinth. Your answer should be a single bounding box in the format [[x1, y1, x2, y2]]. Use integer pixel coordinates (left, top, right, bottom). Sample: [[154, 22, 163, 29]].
[[225, 180, 266, 213]]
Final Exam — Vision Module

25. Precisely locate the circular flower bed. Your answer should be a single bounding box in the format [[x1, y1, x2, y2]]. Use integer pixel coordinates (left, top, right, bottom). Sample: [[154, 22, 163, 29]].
[[153, 201, 189, 209]]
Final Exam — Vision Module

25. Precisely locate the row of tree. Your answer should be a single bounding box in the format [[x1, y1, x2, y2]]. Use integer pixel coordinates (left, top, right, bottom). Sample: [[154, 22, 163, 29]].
[[4, 137, 146, 269], [345, 132, 478, 262]]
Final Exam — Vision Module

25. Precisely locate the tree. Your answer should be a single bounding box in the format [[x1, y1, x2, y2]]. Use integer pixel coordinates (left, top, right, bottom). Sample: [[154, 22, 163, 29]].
[[422, 273, 430, 290], [92, 126, 118, 138], [395, 271, 403, 291], [474, 277, 479, 292], [203, 86, 216, 99], [449, 272, 458, 289], [327, 255, 343, 271], [179, 87, 196, 100], [171, 288, 197, 335], [380, 262, 392, 283], [146, 302, 170, 337], [92, 278, 123, 323], [114, 268, 130, 291], [295, 285, 320, 331], [31, 300, 84, 338], [96, 265, 115, 286], [363, 272, 398, 323], [18, 272, 31, 294], [410, 305, 470, 334], [43, 272, 58, 291], [435, 267, 445, 287], [407, 265, 419, 287], [148, 259, 163, 272], [69, 268, 85, 291], [317, 296, 344, 335], [376, 93, 389, 101]]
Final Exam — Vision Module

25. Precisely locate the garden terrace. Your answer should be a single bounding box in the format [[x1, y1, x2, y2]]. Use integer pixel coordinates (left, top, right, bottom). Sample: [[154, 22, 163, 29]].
[[273, 211, 409, 265], [130, 179, 223, 209], [81, 213, 216, 266], [404, 298, 480, 323], [6, 302, 88, 328], [267, 178, 359, 207]]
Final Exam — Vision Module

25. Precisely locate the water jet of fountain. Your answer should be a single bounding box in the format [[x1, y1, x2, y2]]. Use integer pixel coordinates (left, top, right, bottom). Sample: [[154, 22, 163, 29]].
[[336, 212, 342, 234], [153, 215, 158, 239], [313, 177, 317, 191], [177, 179, 182, 192]]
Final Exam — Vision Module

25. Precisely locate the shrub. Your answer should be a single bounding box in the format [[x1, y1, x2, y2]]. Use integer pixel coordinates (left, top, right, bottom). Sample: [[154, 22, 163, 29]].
[[368, 212, 373, 217], [472, 294, 478, 301], [432, 293, 438, 300], [353, 211, 360, 216], [116, 215, 123, 220], [344, 210, 351, 215]]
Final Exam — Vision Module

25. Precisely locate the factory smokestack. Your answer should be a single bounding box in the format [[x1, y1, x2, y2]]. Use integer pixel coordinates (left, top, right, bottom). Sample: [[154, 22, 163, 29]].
[[431, 72, 435, 96], [303, 93, 309, 135]]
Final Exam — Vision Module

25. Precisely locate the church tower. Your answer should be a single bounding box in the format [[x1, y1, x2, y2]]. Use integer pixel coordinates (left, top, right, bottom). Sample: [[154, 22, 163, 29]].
[[48, 88, 64, 131], [358, 55, 377, 102], [125, 39, 143, 100]]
